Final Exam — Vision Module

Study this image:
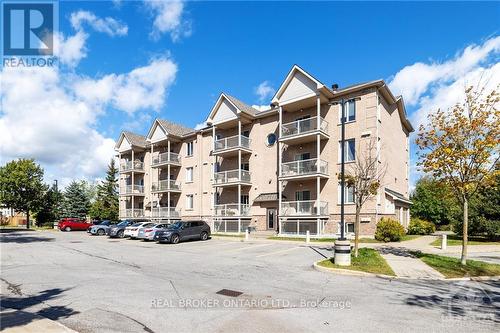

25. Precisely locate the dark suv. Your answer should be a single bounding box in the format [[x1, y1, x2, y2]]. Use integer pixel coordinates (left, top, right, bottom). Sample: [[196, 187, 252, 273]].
[[154, 221, 210, 244]]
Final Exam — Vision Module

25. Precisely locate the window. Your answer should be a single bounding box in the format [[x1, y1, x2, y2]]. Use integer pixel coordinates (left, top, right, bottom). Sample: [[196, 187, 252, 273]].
[[295, 152, 310, 161], [242, 130, 250, 137], [186, 167, 193, 182], [295, 190, 311, 201], [338, 222, 355, 234], [186, 194, 194, 210], [338, 184, 355, 204], [266, 133, 277, 146], [187, 141, 194, 156], [339, 101, 356, 123], [339, 139, 355, 162], [240, 195, 249, 205], [241, 163, 249, 171]]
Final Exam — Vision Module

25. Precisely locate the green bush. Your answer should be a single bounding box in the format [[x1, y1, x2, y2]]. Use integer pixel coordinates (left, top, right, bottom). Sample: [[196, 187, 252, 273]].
[[453, 216, 500, 240], [375, 218, 406, 242], [407, 218, 436, 235]]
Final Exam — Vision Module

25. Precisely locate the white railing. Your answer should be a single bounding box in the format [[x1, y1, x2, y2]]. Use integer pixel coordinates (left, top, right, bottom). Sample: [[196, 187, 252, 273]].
[[281, 116, 328, 138], [214, 169, 251, 184], [281, 158, 328, 177], [280, 200, 329, 216], [214, 204, 250, 216], [152, 152, 181, 166], [151, 207, 181, 218], [151, 180, 181, 192], [120, 160, 144, 172], [122, 209, 145, 218], [120, 185, 145, 194], [214, 135, 251, 152]]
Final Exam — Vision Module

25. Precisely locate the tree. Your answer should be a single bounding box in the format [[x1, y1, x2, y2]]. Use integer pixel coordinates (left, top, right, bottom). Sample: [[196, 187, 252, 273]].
[[0, 159, 47, 229], [410, 176, 459, 226], [89, 160, 119, 221], [34, 184, 62, 226], [344, 139, 385, 257], [416, 85, 499, 265], [62, 181, 91, 219]]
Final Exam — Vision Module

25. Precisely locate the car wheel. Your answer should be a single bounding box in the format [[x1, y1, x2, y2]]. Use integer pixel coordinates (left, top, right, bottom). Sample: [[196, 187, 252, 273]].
[[64, 226, 71, 232], [170, 234, 180, 244], [117, 230, 124, 238], [97, 229, 105, 236], [200, 232, 208, 241]]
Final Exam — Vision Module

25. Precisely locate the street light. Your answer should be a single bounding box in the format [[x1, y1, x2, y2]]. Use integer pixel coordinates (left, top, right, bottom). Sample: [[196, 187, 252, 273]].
[[329, 96, 360, 266]]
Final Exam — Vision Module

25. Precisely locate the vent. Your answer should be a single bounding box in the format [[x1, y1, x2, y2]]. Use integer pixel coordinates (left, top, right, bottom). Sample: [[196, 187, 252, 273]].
[[216, 289, 243, 297]]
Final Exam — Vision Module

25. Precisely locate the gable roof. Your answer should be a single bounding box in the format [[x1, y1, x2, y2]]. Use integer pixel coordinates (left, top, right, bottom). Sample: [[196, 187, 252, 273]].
[[207, 92, 259, 124], [115, 131, 148, 150], [157, 119, 195, 137]]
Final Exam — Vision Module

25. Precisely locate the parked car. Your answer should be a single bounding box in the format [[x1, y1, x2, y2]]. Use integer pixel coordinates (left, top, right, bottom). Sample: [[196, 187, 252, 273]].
[[154, 221, 210, 244], [137, 223, 170, 241], [125, 222, 155, 239], [108, 220, 135, 238], [87, 220, 107, 233], [58, 218, 91, 231], [89, 220, 117, 236]]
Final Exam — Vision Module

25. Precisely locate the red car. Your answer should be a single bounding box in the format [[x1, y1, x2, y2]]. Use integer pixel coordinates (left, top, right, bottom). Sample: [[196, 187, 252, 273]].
[[58, 218, 92, 231]]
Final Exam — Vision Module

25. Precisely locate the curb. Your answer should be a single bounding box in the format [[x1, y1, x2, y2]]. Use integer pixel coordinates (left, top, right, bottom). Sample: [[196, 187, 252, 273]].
[[312, 260, 500, 281]]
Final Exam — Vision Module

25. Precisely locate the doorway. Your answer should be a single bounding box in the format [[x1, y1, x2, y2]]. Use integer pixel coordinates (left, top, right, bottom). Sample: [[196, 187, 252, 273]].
[[267, 208, 277, 230]]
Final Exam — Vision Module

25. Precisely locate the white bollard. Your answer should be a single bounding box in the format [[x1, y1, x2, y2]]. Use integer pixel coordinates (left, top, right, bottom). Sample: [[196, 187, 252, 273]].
[[306, 230, 310, 244], [334, 240, 351, 266], [441, 234, 447, 250], [245, 229, 249, 241]]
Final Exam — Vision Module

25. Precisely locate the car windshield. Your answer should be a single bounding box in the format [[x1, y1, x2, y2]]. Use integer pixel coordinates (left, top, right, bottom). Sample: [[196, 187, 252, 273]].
[[101, 221, 110, 226], [143, 223, 156, 228], [131, 223, 143, 227], [116, 221, 128, 227], [167, 222, 183, 230]]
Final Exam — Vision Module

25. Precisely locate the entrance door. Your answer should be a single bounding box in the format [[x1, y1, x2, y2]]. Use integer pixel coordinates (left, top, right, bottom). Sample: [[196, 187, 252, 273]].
[[267, 208, 277, 230]]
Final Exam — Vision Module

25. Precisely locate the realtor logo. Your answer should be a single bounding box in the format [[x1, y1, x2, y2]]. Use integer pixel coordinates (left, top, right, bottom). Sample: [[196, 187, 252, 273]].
[[2, 1, 56, 56]]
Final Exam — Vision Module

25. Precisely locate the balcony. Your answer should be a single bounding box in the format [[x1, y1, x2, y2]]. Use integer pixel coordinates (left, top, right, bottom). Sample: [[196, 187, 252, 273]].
[[280, 116, 329, 144], [280, 158, 329, 180], [151, 180, 181, 193], [151, 207, 181, 219], [214, 204, 250, 217], [121, 208, 145, 218], [213, 135, 251, 156], [152, 152, 181, 167], [213, 169, 251, 186], [120, 185, 145, 196], [280, 200, 329, 216], [120, 161, 145, 173]]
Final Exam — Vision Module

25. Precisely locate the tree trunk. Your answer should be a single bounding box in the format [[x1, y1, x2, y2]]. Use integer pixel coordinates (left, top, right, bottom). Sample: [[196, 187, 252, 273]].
[[354, 206, 361, 258], [461, 198, 468, 265], [26, 207, 30, 230]]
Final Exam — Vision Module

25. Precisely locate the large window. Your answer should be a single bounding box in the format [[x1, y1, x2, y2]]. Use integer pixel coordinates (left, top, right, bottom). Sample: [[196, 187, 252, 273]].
[[187, 141, 194, 156], [338, 184, 355, 204], [339, 139, 355, 162], [186, 167, 193, 182], [186, 194, 194, 210], [339, 101, 356, 123]]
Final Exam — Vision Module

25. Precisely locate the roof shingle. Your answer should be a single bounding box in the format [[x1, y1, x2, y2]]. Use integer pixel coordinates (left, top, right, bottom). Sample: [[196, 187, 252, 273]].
[[157, 119, 195, 137], [224, 94, 259, 115], [123, 131, 148, 148]]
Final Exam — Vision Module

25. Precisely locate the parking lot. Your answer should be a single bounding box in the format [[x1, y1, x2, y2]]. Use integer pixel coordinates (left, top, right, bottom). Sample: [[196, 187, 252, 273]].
[[1, 230, 499, 333]]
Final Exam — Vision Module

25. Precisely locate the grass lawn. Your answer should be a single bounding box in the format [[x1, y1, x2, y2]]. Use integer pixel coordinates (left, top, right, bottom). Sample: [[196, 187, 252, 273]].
[[212, 233, 244, 238], [430, 235, 500, 247], [317, 248, 395, 276], [412, 252, 500, 278]]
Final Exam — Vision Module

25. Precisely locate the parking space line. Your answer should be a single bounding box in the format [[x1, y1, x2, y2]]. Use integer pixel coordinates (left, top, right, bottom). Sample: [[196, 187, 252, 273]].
[[224, 243, 275, 253], [255, 246, 302, 258]]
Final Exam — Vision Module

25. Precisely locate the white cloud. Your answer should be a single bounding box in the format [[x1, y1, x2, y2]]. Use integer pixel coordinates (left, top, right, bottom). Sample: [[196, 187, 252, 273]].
[[254, 81, 275, 103], [74, 56, 178, 114], [70, 10, 128, 36], [251, 104, 270, 112], [389, 36, 500, 106], [146, 0, 191, 41], [53, 31, 88, 67], [194, 122, 207, 130]]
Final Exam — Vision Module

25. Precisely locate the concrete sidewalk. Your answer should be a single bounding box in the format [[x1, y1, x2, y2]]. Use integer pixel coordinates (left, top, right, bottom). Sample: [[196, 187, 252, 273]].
[[1, 308, 77, 333], [377, 247, 445, 279]]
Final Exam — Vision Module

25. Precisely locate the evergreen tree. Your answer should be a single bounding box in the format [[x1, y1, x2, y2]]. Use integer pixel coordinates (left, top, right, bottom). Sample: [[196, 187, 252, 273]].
[[34, 184, 62, 226], [62, 181, 91, 218], [90, 160, 119, 220]]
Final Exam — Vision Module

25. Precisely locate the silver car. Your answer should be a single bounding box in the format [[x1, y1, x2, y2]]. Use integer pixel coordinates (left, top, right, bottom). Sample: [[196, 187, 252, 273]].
[[89, 221, 117, 236], [137, 223, 170, 241]]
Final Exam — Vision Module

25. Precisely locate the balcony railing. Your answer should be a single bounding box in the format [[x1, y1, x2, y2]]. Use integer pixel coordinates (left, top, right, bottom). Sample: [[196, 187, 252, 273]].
[[151, 207, 181, 218], [281, 200, 329, 216], [152, 152, 181, 166], [152, 180, 181, 192], [122, 208, 145, 218], [214, 169, 251, 185], [281, 158, 328, 177], [214, 135, 250, 152], [120, 160, 144, 172], [214, 204, 250, 216], [281, 116, 328, 139], [120, 185, 145, 195]]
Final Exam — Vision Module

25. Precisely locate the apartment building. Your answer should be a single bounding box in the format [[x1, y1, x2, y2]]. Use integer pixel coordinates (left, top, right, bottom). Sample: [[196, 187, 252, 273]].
[[115, 65, 413, 237]]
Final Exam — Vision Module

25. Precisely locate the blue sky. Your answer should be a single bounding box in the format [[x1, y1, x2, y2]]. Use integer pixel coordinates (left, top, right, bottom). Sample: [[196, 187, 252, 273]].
[[1, 0, 499, 187]]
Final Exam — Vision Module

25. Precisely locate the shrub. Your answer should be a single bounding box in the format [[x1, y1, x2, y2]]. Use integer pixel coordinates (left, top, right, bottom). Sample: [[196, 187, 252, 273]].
[[375, 218, 406, 242], [453, 216, 500, 240], [407, 218, 436, 235]]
